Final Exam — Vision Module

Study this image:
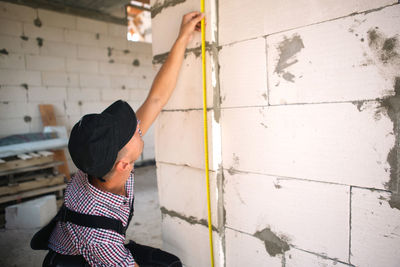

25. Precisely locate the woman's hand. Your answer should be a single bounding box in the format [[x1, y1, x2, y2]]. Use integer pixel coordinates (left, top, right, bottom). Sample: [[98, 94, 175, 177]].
[[177, 11, 205, 44]]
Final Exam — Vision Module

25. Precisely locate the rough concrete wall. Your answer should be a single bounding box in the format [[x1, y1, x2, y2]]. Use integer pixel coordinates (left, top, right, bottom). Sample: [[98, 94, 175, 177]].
[[219, 0, 400, 267], [0, 2, 156, 172], [151, 0, 224, 266], [152, 0, 400, 266]]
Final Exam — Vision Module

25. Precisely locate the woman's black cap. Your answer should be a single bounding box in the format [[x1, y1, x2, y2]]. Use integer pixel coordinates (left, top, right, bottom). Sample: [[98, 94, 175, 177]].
[[68, 100, 137, 178]]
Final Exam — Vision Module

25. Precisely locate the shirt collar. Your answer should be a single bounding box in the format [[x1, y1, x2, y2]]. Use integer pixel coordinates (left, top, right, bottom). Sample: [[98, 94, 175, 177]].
[[81, 171, 132, 209]]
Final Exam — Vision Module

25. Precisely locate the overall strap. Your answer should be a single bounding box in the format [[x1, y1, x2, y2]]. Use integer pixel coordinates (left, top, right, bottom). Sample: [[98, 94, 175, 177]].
[[56, 205, 127, 235]]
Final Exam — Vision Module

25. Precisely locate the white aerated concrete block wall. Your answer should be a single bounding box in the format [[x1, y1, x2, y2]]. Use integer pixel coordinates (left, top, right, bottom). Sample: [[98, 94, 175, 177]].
[[151, 0, 223, 266], [0, 2, 156, 171], [5, 194, 56, 229], [219, 0, 400, 266], [152, 0, 400, 266]]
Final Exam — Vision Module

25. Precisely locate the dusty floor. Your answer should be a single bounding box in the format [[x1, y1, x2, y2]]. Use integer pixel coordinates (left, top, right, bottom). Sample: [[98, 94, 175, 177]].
[[0, 165, 162, 267]]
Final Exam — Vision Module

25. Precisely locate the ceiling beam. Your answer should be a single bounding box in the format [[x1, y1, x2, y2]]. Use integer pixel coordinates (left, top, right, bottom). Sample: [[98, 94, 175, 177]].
[[1, 0, 128, 25]]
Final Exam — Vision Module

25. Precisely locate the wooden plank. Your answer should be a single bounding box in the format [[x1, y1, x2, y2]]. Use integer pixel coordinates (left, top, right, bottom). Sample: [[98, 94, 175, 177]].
[[0, 155, 54, 172], [39, 104, 57, 126], [0, 174, 64, 196], [0, 184, 67, 204], [39, 104, 71, 180], [56, 199, 64, 209], [0, 160, 64, 176], [53, 150, 71, 180]]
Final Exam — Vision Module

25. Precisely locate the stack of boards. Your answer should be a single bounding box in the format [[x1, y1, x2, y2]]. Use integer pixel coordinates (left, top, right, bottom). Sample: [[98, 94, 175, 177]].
[[0, 151, 66, 226]]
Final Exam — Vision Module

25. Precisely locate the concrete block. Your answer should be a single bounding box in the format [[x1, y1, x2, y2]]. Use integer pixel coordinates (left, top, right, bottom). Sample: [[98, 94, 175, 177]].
[[0, 1, 36, 23], [0, 101, 28, 119], [65, 29, 99, 46], [142, 145, 155, 160], [80, 101, 112, 115], [0, 69, 41, 86], [107, 23, 127, 38], [155, 53, 213, 110], [26, 55, 65, 72], [128, 65, 154, 77], [42, 72, 79, 87], [79, 73, 111, 88], [127, 100, 142, 112], [0, 86, 27, 102], [156, 163, 219, 226], [37, 9, 76, 29], [98, 35, 128, 50], [76, 17, 108, 34], [130, 52, 153, 67], [99, 62, 128, 75], [0, 53, 25, 70], [101, 88, 130, 101], [0, 35, 39, 55], [23, 23, 64, 42], [28, 116, 43, 133], [161, 215, 222, 267], [110, 75, 138, 89], [28, 86, 67, 103], [40, 41, 77, 58], [221, 103, 394, 189], [0, 18, 23, 37], [224, 171, 350, 261], [142, 124, 155, 159], [285, 248, 350, 267], [0, 118, 29, 137], [66, 58, 98, 74], [123, 50, 154, 66], [66, 115, 82, 133], [5, 195, 57, 229], [151, 0, 214, 55], [77, 45, 109, 61], [351, 188, 400, 267], [225, 228, 283, 267], [219, 37, 268, 108], [218, 0, 265, 46], [127, 41, 152, 55], [64, 101, 81, 117], [129, 89, 149, 103], [267, 5, 400, 105], [155, 110, 220, 171], [67, 87, 101, 102], [138, 76, 153, 89], [112, 49, 138, 65], [219, 0, 397, 45]]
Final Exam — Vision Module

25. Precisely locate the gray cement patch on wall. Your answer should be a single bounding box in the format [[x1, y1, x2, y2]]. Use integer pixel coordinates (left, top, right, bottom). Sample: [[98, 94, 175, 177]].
[[160, 206, 218, 231], [254, 227, 290, 257], [150, 0, 186, 19], [274, 34, 304, 83]]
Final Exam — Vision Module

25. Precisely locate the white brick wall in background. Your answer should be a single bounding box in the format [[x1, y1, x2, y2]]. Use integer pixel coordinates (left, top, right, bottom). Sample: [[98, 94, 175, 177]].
[[0, 2, 156, 171]]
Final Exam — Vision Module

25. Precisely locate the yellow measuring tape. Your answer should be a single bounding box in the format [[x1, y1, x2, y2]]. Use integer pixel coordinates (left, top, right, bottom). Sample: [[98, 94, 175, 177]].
[[200, 1, 215, 266]]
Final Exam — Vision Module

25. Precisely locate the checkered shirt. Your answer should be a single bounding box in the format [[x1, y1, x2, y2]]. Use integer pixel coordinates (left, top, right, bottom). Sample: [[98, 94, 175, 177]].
[[48, 169, 136, 266]]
